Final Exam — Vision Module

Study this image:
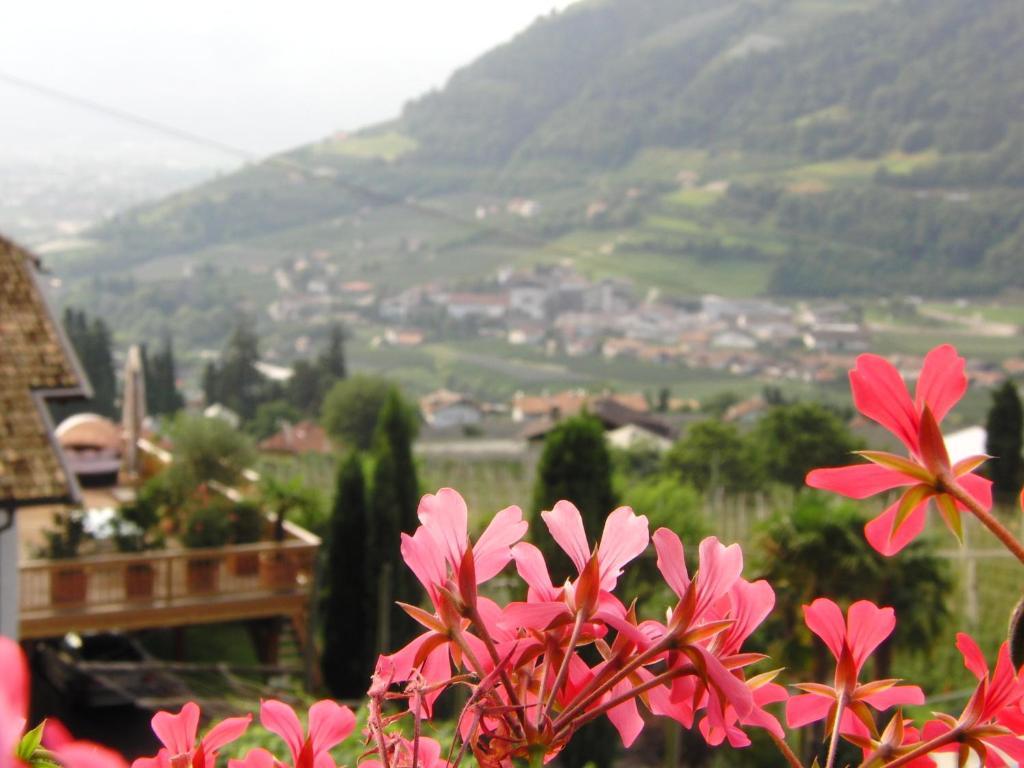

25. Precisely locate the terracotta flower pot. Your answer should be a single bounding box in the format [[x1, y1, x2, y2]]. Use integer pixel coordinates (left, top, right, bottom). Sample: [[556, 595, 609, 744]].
[[51, 567, 87, 605], [125, 562, 156, 600], [231, 552, 261, 577], [186, 558, 220, 594], [259, 552, 298, 590]]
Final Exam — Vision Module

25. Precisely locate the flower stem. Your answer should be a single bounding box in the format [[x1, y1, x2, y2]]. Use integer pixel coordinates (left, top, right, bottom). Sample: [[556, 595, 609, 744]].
[[545, 612, 586, 719], [824, 695, 847, 768], [944, 475, 1024, 565], [768, 732, 804, 768]]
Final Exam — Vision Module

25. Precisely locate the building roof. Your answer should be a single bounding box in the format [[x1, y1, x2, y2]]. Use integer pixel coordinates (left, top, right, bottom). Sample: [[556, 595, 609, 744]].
[[0, 236, 89, 506], [521, 397, 673, 442], [55, 413, 122, 452], [419, 389, 480, 418], [259, 420, 333, 455]]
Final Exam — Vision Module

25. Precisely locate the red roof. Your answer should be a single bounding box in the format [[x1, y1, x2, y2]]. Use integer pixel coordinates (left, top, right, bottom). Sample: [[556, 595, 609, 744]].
[[259, 421, 333, 455]]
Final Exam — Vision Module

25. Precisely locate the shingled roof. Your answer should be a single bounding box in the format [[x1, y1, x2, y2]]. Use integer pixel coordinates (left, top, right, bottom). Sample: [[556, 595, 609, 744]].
[[0, 236, 89, 507]]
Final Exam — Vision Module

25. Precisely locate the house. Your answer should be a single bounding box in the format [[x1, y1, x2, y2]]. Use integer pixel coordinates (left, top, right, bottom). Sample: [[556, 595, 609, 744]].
[[420, 390, 483, 429], [259, 420, 333, 455], [384, 328, 425, 347], [507, 281, 549, 321], [710, 331, 758, 351], [803, 323, 870, 353], [0, 235, 89, 637], [507, 322, 546, 346], [445, 293, 508, 321], [521, 396, 673, 442], [511, 390, 650, 423]]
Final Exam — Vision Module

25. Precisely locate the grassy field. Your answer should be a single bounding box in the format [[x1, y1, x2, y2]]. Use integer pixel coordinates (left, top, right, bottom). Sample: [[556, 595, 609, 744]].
[[317, 130, 418, 161]]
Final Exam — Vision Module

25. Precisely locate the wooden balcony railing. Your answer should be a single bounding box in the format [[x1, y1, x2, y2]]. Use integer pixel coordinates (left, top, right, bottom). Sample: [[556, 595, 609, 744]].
[[18, 522, 320, 639]]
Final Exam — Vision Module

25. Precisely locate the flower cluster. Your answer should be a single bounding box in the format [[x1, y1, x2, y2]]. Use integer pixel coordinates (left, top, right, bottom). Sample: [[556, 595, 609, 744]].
[[369, 488, 781, 766], [6, 343, 1024, 768]]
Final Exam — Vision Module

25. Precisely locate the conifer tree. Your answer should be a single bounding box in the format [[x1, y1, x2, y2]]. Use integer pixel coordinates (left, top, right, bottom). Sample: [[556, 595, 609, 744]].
[[368, 442, 402, 654], [531, 412, 617, 579], [370, 388, 421, 647], [986, 380, 1023, 500], [145, 335, 185, 416], [322, 452, 372, 696], [58, 307, 117, 418], [318, 323, 347, 382]]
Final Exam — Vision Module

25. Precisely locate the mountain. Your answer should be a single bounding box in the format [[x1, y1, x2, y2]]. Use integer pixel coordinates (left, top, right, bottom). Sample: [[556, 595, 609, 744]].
[[62, 0, 1024, 312]]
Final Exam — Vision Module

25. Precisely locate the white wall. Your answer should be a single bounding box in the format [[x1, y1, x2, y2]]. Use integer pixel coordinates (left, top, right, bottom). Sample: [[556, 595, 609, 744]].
[[0, 515, 18, 638]]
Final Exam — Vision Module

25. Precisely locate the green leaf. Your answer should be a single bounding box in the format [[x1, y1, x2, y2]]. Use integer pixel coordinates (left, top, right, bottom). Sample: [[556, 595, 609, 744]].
[[17, 721, 46, 760], [856, 451, 932, 482], [893, 484, 934, 534], [936, 494, 964, 544]]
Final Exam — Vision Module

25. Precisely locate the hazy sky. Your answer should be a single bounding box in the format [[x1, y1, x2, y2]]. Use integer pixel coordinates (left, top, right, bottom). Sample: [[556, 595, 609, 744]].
[[0, 0, 576, 165]]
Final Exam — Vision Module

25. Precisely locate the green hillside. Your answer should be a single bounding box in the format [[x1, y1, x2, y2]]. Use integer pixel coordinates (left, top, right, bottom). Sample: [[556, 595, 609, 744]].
[[59, 0, 1024, 335]]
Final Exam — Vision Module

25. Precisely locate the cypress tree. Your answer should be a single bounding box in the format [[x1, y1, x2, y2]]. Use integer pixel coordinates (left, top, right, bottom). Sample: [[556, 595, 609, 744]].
[[986, 381, 1024, 501], [322, 452, 373, 696], [531, 412, 617, 578], [56, 307, 117, 419], [530, 413, 619, 768], [368, 442, 402, 654], [366, 388, 421, 652], [318, 323, 348, 382]]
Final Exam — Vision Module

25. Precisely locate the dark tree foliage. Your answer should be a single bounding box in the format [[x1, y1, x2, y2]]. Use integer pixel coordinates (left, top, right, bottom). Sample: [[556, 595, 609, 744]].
[[368, 442, 404, 654], [322, 375, 417, 450], [246, 400, 302, 441], [986, 381, 1024, 501], [58, 307, 117, 418], [318, 323, 348, 381], [531, 413, 617, 582], [143, 335, 185, 416], [372, 388, 421, 647], [752, 402, 860, 489], [322, 452, 373, 696], [664, 420, 762, 493]]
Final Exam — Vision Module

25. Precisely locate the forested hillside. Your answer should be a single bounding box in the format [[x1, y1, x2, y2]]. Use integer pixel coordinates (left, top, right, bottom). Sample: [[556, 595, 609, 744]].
[[72, 0, 1024, 301]]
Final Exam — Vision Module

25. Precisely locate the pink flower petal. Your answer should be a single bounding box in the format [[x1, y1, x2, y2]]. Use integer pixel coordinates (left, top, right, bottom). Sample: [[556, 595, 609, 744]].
[[228, 748, 276, 768], [694, 538, 743, 620], [846, 601, 895, 674], [596, 506, 649, 592], [501, 601, 570, 632], [308, 701, 355, 754], [0, 637, 28, 723], [955, 473, 993, 512], [864, 496, 928, 556], [417, 488, 469, 569], [151, 701, 199, 755], [605, 679, 644, 747], [541, 500, 591, 574], [785, 693, 833, 728], [260, 699, 305, 761], [850, 354, 919, 453], [915, 345, 966, 423], [400, 528, 446, 598], [202, 715, 251, 754], [511, 542, 558, 601], [55, 742, 130, 768], [653, 528, 690, 599], [474, 505, 528, 583], [806, 463, 918, 499], [860, 684, 925, 711], [803, 598, 846, 662]]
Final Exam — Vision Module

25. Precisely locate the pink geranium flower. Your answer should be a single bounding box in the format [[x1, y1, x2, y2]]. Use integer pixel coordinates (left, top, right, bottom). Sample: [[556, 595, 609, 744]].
[[920, 635, 1024, 766], [2, 635, 130, 768], [505, 501, 649, 631], [234, 700, 354, 768], [388, 489, 527, 713], [807, 344, 992, 555], [787, 599, 924, 732], [133, 701, 250, 768]]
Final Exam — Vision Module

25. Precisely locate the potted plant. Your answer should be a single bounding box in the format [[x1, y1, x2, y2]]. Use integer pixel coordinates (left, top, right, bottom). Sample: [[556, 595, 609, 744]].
[[181, 501, 230, 594], [113, 499, 164, 600], [257, 478, 306, 590], [227, 501, 264, 576], [37, 510, 88, 605]]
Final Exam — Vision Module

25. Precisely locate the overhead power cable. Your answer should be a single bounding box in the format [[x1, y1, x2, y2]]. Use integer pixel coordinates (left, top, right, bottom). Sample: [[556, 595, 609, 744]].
[[0, 69, 565, 253]]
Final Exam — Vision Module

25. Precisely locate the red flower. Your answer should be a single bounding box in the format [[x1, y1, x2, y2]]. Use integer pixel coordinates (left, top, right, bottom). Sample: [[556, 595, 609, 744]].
[[250, 700, 355, 768], [133, 701, 250, 768], [807, 345, 992, 555], [787, 599, 923, 732], [920, 635, 1024, 767], [2, 635, 129, 768]]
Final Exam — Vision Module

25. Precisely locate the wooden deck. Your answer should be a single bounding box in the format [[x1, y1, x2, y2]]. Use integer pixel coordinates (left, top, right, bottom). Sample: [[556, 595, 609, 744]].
[[19, 523, 319, 642]]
